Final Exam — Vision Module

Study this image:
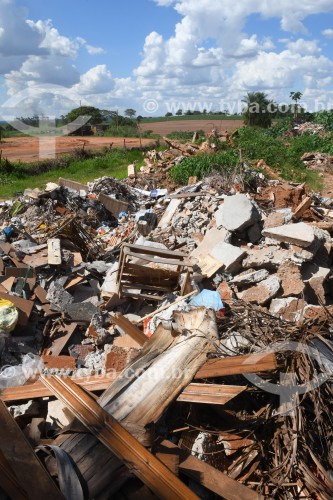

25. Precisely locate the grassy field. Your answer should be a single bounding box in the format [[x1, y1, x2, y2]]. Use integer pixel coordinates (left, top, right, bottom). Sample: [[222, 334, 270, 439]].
[[0, 149, 144, 198]]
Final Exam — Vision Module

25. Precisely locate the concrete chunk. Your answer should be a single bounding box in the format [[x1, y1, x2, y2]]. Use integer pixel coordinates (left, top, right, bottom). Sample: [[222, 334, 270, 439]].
[[277, 261, 304, 297], [215, 194, 261, 232], [231, 269, 269, 286], [243, 246, 293, 269], [210, 242, 247, 273], [237, 275, 281, 305], [262, 223, 315, 248], [269, 297, 307, 322]]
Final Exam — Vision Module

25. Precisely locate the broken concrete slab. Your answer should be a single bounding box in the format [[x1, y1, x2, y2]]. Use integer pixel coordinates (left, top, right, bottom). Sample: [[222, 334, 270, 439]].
[[46, 281, 74, 312], [264, 210, 291, 229], [243, 246, 293, 269], [269, 297, 307, 322], [302, 264, 330, 304], [191, 227, 229, 258], [65, 302, 99, 322], [277, 261, 304, 297], [237, 275, 281, 305], [262, 222, 315, 248], [210, 242, 247, 273], [215, 194, 261, 232], [230, 268, 269, 286]]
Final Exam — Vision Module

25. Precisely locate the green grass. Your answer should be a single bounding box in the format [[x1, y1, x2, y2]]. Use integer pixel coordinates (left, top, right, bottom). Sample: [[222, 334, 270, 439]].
[[171, 150, 240, 184], [141, 114, 242, 123], [170, 124, 325, 191], [166, 129, 206, 142], [0, 149, 145, 198]]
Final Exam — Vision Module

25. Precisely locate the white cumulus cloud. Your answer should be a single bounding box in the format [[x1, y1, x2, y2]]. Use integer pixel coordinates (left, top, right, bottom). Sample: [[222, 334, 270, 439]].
[[74, 65, 114, 95], [322, 28, 333, 38]]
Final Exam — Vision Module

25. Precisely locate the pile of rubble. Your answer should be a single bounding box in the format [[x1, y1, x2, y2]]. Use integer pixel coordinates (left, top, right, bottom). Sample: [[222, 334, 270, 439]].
[[292, 121, 325, 136], [301, 151, 333, 172], [1, 143, 333, 499]]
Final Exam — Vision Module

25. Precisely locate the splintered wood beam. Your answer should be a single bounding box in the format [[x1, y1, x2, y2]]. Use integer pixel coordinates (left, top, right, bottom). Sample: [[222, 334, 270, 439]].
[[41, 375, 199, 500], [110, 313, 148, 346], [194, 352, 277, 379], [0, 399, 64, 500], [157, 441, 260, 500]]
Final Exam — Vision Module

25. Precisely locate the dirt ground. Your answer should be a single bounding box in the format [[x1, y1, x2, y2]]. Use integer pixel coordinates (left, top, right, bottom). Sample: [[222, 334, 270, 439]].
[[0, 136, 156, 163], [0, 121, 243, 163], [140, 119, 244, 135]]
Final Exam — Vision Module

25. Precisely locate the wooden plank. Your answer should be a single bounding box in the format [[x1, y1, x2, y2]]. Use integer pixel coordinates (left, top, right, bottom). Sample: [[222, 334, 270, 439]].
[[121, 282, 176, 292], [1, 374, 118, 402], [177, 383, 246, 405], [43, 323, 78, 357], [65, 276, 85, 290], [48, 238, 62, 265], [1, 276, 15, 292], [34, 285, 49, 304], [194, 352, 277, 379], [0, 398, 64, 499], [179, 449, 260, 499], [41, 375, 199, 500], [123, 243, 187, 260], [0, 448, 29, 500], [293, 196, 312, 220], [58, 177, 88, 192], [124, 262, 180, 279], [158, 199, 181, 228], [156, 441, 260, 500], [110, 313, 147, 346], [126, 252, 190, 267], [121, 291, 164, 301], [98, 193, 129, 216], [1, 378, 245, 405], [170, 192, 206, 199]]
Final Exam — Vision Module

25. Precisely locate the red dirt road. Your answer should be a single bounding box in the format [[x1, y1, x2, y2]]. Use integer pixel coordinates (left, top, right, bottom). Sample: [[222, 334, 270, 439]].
[[140, 119, 244, 135], [0, 136, 156, 163], [0, 120, 244, 163]]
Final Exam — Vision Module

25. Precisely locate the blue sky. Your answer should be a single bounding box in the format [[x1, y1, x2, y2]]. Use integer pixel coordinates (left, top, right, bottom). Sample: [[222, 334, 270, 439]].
[[0, 0, 333, 118]]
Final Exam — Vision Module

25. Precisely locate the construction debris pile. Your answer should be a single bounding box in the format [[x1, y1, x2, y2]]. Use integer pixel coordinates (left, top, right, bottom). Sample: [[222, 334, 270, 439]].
[[292, 121, 326, 136], [301, 152, 333, 173], [1, 142, 333, 499]]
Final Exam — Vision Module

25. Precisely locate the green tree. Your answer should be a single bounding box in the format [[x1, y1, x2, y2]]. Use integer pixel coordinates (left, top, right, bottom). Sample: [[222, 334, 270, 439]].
[[124, 108, 136, 118], [290, 91, 303, 118], [242, 92, 274, 128], [175, 109, 183, 116], [136, 115, 143, 124], [66, 106, 102, 125], [165, 112, 173, 117]]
